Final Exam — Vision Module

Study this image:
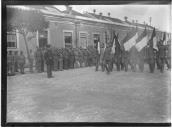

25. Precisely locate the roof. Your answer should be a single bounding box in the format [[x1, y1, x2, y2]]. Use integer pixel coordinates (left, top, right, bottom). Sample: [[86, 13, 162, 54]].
[[62, 10, 86, 17]]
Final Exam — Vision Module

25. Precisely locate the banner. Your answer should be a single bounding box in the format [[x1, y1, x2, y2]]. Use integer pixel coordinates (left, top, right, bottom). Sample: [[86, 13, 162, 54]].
[[124, 33, 138, 51], [135, 36, 148, 52]]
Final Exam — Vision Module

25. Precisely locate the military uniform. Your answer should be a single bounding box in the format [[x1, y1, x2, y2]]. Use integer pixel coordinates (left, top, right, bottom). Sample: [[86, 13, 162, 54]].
[[44, 46, 53, 78], [18, 52, 25, 74], [138, 49, 144, 72], [158, 45, 165, 73], [103, 46, 112, 74], [52, 48, 58, 71], [34, 48, 42, 73], [7, 51, 15, 76], [14, 51, 19, 72], [123, 51, 129, 72], [58, 49, 63, 71], [130, 46, 138, 72], [148, 46, 155, 73], [29, 50, 34, 73]]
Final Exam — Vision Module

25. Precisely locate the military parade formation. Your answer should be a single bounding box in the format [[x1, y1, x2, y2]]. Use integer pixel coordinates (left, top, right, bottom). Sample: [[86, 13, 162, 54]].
[[7, 27, 171, 78]]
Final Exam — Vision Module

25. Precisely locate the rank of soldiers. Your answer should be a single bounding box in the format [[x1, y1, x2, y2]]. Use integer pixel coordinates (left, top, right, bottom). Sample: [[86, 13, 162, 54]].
[[7, 40, 170, 77]]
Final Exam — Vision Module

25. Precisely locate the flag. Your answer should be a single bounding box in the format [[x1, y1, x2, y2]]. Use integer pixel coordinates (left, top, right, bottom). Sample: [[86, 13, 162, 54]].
[[97, 41, 100, 54], [111, 37, 115, 54], [124, 32, 138, 51], [149, 27, 156, 49], [162, 32, 166, 45], [135, 28, 148, 52]]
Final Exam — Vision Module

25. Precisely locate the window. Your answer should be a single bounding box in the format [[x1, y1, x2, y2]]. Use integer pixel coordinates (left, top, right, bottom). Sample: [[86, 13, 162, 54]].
[[38, 30, 48, 48], [79, 32, 87, 49], [93, 34, 100, 49], [7, 32, 17, 48], [64, 32, 72, 48]]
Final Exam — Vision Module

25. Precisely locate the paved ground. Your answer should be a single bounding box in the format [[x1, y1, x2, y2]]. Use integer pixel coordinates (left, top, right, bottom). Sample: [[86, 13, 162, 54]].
[[7, 65, 171, 123]]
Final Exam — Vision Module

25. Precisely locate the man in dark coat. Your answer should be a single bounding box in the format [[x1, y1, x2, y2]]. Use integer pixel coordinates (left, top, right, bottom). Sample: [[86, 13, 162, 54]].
[[44, 45, 53, 78], [158, 43, 165, 73], [103, 44, 112, 74], [18, 51, 25, 74]]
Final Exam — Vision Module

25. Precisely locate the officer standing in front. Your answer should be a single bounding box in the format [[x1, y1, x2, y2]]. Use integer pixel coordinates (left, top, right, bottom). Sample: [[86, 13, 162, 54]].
[[44, 45, 54, 78]]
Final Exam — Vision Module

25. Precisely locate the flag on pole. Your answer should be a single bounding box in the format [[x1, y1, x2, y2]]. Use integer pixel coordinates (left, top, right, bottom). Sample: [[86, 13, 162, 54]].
[[162, 32, 166, 45], [97, 41, 100, 54], [124, 32, 138, 51], [149, 27, 156, 49], [111, 37, 116, 54], [135, 28, 148, 52]]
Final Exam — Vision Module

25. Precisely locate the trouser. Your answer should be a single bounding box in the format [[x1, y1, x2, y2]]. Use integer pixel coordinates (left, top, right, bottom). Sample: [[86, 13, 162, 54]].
[[37, 61, 42, 73], [124, 59, 129, 72], [41, 60, 44, 72], [15, 62, 18, 72], [53, 59, 58, 71], [164, 57, 170, 69], [159, 58, 164, 73], [149, 59, 155, 73], [95, 56, 100, 71], [63, 58, 68, 69], [104, 60, 111, 73], [29, 60, 33, 73], [156, 58, 160, 70], [8, 63, 15, 75], [139, 60, 144, 72], [59, 59, 63, 71], [19, 63, 25, 74], [47, 64, 52, 78]]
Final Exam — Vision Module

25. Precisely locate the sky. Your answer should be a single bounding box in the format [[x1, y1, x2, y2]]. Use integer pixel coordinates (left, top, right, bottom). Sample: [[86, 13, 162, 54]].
[[54, 5, 171, 33]]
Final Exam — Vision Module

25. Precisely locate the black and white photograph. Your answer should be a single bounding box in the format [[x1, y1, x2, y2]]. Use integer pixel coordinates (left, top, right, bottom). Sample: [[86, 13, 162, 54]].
[[3, 1, 171, 126]]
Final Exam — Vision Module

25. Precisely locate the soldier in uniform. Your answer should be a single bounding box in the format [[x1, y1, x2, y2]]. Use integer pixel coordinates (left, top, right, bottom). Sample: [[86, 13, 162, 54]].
[[18, 51, 25, 74], [103, 44, 112, 74], [7, 51, 15, 76], [40, 48, 45, 72], [158, 42, 165, 73], [95, 40, 101, 71], [44, 45, 53, 78], [52, 47, 58, 71], [29, 49, 34, 73], [58, 48, 63, 71], [14, 51, 19, 72], [69, 48, 75, 69], [148, 45, 155, 73], [34, 47, 42, 73], [130, 46, 138, 72], [138, 49, 145, 72], [123, 51, 129, 72]]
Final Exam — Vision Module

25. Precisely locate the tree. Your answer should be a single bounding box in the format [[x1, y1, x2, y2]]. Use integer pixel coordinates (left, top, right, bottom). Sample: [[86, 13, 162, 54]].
[[7, 6, 49, 64]]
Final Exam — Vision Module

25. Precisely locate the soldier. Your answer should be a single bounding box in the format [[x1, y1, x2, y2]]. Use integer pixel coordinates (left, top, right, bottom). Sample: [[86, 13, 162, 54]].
[[103, 44, 112, 74], [158, 42, 165, 73], [148, 45, 155, 73], [40, 48, 45, 72], [164, 47, 170, 69], [29, 49, 34, 73], [138, 49, 145, 72], [130, 46, 138, 72], [7, 51, 15, 76], [95, 40, 101, 71], [69, 48, 75, 68], [123, 51, 129, 72], [52, 47, 58, 71], [44, 45, 53, 78], [58, 48, 63, 71], [34, 47, 42, 73], [18, 51, 25, 74], [14, 51, 19, 72]]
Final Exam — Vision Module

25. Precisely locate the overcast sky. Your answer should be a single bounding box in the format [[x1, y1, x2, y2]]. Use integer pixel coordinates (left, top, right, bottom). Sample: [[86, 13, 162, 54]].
[[55, 5, 171, 33]]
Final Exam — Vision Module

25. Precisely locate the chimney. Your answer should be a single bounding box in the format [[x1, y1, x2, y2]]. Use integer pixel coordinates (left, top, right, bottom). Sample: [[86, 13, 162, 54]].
[[93, 9, 96, 14], [108, 12, 110, 17], [132, 20, 135, 24], [99, 12, 103, 19], [124, 16, 128, 22], [66, 5, 72, 14]]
